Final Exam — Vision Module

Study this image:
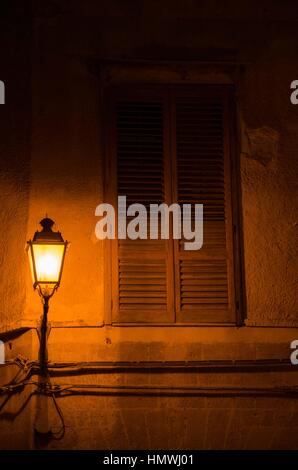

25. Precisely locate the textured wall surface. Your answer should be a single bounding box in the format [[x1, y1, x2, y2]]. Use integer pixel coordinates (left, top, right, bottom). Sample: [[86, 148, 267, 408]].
[[1, 328, 298, 450], [1, 0, 298, 450], [0, 3, 32, 331], [0, 331, 34, 449]]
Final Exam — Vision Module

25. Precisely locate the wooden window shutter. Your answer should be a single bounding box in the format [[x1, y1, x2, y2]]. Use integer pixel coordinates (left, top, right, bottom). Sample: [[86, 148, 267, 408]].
[[108, 88, 175, 323], [171, 87, 237, 323], [105, 85, 240, 324]]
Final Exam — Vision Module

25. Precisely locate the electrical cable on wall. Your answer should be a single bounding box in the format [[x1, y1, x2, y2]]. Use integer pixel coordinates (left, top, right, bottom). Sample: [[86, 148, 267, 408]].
[[1, 356, 298, 397], [2, 355, 298, 442]]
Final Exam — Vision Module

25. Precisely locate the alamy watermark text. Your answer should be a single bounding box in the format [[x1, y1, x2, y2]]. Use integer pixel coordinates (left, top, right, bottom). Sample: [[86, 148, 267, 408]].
[[95, 196, 203, 251]]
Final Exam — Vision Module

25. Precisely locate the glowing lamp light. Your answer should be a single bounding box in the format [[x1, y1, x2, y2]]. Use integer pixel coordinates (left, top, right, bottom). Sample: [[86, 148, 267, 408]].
[[27, 218, 68, 299]]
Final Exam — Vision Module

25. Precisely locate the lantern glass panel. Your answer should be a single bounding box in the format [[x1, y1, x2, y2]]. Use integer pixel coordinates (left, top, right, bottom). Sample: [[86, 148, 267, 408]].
[[31, 243, 65, 283]]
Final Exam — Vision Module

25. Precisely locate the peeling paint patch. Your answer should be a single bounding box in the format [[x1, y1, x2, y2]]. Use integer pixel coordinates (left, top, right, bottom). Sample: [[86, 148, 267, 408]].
[[242, 126, 280, 166]]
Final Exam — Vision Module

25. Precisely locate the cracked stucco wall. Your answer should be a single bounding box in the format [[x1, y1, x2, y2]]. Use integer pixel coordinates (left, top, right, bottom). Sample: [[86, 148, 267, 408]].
[[239, 37, 298, 324]]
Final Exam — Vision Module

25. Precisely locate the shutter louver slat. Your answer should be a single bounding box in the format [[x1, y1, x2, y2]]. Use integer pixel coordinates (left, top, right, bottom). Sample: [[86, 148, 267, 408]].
[[180, 260, 228, 308], [117, 102, 164, 208], [119, 260, 167, 308]]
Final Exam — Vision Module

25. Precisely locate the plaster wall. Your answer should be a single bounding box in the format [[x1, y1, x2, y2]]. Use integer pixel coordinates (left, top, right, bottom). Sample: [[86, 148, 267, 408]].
[[1, 0, 298, 450]]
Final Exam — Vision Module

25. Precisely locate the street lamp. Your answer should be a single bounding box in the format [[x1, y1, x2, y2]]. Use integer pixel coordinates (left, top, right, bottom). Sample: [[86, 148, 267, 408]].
[[27, 217, 68, 300], [27, 218, 68, 370]]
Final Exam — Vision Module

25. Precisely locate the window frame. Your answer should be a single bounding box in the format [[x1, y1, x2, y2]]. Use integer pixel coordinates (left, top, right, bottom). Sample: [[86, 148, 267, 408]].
[[102, 82, 245, 326]]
